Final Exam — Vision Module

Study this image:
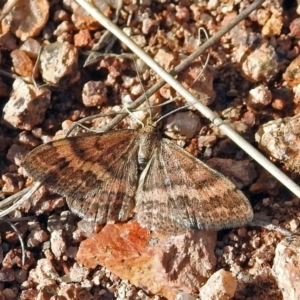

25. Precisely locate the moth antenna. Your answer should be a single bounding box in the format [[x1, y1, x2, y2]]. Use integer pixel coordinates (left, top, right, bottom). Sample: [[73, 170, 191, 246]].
[[124, 107, 145, 128], [156, 100, 207, 123]]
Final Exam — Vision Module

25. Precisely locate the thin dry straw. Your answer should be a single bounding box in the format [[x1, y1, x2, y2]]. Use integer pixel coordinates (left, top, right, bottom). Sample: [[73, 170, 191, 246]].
[[75, 0, 300, 198], [0, 182, 41, 218]]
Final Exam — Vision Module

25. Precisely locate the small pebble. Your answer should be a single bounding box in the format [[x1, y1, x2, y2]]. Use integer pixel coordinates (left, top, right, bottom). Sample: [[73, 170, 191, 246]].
[[289, 219, 300, 231], [237, 227, 247, 238], [247, 85, 272, 110]]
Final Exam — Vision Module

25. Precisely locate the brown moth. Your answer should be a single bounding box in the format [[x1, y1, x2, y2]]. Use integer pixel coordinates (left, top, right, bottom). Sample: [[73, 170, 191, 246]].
[[23, 122, 253, 234]]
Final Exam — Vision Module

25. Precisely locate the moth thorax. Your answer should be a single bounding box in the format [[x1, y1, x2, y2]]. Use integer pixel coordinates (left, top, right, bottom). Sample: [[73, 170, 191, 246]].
[[137, 132, 155, 169]]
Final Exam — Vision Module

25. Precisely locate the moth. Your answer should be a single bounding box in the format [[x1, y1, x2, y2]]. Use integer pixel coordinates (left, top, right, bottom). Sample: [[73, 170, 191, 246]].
[[23, 122, 253, 233]]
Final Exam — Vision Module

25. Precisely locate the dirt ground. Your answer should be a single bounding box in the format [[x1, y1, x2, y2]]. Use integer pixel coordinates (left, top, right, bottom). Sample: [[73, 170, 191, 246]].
[[1, 0, 300, 299]]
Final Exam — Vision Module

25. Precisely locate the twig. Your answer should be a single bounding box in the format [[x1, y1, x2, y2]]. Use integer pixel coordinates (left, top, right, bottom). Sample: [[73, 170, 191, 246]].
[[0, 182, 41, 218], [76, 0, 266, 131], [2, 220, 26, 266], [75, 0, 300, 199], [0, 186, 32, 209]]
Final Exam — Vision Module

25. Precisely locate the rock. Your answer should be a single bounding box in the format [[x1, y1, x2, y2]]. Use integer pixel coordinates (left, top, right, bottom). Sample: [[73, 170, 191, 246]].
[[154, 48, 177, 70], [206, 158, 257, 189], [0, 268, 15, 282], [142, 18, 159, 35], [237, 42, 280, 83], [175, 293, 197, 300], [255, 114, 300, 174], [131, 35, 147, 48], [50, 230, 67, 258], [77, 220, 217, 299], [1, 0, 49, 41], [17, 289, 39, 299], [74, 29, 92, 47], [164, 111, 201, 140], [273, 236, 300, 300], [290, 18, 300, 38], [10, 49, 35, 78], [27, 224, 49, 248], [39, 42, 80, 87], [283, 56, 300, 87], [0, 32, 17, 51], [53, 21, 74, 36], [198, 134, 217, 149], [2, 78, 51, 130], [178, 62, 216, 106], [20, 38, 41, 59], [199, 269, 237, 300], [246, 85, 272, 110], [1, 172, 25, 194], [2, 249, 35, 271], [1, 288, 17, 300], [69, 263, 89, 283], [262, 13, 283, 37], [28, 258, 60, 288], [6, 144, 28, 166], [82, 81, 108, 107], [249, 170, 280, 196], [72, 5, 101, 31]]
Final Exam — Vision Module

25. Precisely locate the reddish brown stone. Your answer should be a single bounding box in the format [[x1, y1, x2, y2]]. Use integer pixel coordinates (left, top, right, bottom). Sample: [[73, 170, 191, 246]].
[[2, 249, 35, 271], [77, 221, 217, 299]]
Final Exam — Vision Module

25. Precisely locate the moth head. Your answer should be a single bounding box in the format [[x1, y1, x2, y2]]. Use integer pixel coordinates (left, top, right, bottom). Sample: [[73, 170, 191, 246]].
[[145, 118, 163, 130]]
